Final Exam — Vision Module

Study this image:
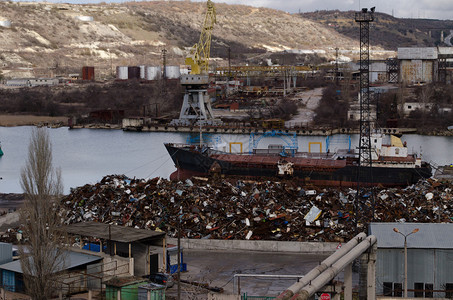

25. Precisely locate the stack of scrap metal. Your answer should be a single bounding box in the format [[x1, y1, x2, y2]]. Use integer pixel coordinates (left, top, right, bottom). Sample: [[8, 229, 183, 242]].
[[60, 175, 452, 242]]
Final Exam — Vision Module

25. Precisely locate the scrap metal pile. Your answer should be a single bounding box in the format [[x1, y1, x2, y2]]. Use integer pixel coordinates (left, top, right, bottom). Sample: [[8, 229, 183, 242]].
[[61, 175, 452, 242]]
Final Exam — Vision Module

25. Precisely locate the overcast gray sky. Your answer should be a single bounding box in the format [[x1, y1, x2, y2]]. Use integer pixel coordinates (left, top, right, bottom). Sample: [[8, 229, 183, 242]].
[[19, 0, 453, 20], [213, 0, 453, 20]]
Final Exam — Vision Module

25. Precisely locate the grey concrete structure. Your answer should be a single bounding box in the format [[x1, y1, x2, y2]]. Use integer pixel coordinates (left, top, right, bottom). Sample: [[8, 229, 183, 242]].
[[167, 237, 339, 254]]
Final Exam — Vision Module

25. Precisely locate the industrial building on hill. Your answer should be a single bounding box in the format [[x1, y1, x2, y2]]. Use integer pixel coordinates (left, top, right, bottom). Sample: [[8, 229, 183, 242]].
[[397, 47, 453, 84]]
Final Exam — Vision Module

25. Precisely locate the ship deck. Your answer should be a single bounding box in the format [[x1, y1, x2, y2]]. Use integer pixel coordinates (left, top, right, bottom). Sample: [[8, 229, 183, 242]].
[[210, 153, 347, 169]]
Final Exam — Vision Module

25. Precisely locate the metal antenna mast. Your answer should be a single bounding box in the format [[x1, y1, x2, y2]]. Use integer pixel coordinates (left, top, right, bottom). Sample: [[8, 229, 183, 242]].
[[354, 7, 375, 226]]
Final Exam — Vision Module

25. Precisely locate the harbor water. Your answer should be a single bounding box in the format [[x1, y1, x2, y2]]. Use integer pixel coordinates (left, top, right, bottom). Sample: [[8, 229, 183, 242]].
[[0, 126, 452, 194]]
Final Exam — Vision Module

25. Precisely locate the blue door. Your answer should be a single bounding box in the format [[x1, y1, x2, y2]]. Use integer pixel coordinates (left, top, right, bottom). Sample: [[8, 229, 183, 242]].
[[2, 270, 15, 292]]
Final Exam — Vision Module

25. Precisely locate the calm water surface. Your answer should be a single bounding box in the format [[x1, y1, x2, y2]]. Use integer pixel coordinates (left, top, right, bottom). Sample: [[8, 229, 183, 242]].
[[0, 126, 452, 194], [0, 127, 187, 194]]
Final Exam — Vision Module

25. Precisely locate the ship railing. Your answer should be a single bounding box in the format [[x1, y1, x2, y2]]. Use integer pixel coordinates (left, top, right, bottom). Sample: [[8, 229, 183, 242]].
[[428, 161, 441, 171], [166, 143, 191, 149], [293, 152, 337, 159]]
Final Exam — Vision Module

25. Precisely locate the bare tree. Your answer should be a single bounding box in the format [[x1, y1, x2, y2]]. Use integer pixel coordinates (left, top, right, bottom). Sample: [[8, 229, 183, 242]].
[[419, 86, 433, 128], [19, 128, 66, 300]]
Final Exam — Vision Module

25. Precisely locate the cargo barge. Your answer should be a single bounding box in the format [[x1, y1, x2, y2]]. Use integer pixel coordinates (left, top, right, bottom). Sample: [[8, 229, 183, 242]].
[[165, 134, 432, 187]]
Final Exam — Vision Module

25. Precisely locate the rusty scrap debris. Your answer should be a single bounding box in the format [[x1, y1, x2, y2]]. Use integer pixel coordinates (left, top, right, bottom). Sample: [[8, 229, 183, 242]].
[[60, 175, 452, 242]]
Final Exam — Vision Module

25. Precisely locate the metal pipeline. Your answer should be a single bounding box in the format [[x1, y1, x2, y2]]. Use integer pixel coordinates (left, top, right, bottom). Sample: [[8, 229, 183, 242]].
[[291, 235, 377, 300], [276, 232, 367, 300]]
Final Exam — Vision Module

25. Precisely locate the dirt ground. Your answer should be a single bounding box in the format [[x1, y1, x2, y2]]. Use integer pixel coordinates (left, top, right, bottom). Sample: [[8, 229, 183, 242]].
[[0, 115, 68, 127], [285, 87, 323, 128]]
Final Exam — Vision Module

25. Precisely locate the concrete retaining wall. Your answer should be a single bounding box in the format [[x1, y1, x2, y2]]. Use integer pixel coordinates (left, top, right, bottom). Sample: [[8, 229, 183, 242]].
[[208, 293, 240, 300], [167, 238, 338, 254]]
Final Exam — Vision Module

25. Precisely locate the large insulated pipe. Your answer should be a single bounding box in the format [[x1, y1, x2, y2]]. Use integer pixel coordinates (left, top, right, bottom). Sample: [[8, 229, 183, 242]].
[[276, 232, 367, 300], [291, 235, 377, 300]]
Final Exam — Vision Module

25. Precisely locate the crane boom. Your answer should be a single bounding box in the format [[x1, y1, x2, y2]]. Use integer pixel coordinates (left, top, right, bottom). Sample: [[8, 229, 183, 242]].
[[185, 0, 216, 75]]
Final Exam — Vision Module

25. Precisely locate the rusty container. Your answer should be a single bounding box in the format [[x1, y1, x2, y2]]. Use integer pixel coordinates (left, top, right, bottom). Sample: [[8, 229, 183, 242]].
[[128, 66, 141, 80], [82, 66, 95, 81]]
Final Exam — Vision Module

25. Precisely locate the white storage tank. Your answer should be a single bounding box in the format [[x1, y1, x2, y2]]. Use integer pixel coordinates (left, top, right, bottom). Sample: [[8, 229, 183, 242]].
[[139, 65, 146, 79], [116, 66, 128, 80], [76, 16, 94, 22], [165, 66, 181, 79], [0, 20, 11, 28], [145, 66, 162, 81]]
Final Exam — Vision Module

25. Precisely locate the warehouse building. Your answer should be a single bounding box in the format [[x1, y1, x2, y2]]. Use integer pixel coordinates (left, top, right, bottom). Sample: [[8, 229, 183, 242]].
[[369, 223, 453, 298], [65, 222, 167, 277], [397, 47, 453, 84], [0, 249, 102, 294]]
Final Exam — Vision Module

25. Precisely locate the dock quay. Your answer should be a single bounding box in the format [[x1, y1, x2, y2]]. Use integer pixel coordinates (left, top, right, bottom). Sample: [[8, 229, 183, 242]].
[[69, 118, 422, 136], [69, 121, 414, 136], [121, 123, 410, 136]]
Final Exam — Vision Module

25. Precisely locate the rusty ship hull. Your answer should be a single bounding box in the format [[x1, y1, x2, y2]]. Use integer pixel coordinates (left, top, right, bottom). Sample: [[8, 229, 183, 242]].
[[165, 143, 432, 187]]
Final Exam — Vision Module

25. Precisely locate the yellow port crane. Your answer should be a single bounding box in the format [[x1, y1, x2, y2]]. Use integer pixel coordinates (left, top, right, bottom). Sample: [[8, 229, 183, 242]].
[[185, 0, 216, 75]]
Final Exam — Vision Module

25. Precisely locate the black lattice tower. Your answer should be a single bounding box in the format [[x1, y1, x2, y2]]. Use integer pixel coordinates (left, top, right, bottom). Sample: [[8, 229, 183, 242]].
[[386, 58, 399, 83], [355, 8, 375, 227], [355, 9, 374, 179]]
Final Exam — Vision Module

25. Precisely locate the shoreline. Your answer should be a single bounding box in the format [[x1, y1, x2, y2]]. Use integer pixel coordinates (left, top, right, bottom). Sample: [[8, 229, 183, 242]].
[[0, 193, 25, 211], [0, 115, 68, 127], [0, 114, 452, 136]]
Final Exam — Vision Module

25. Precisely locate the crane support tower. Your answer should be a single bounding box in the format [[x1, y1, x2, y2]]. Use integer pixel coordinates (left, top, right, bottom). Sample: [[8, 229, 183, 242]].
[[171, 0, 222, 126]]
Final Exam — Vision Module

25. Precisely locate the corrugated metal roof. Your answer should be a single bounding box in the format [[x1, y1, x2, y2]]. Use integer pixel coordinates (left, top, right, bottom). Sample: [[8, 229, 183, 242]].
[[0, 251, 102, 274], [369, 223, 453, 249], [64, 222, 165, 243]]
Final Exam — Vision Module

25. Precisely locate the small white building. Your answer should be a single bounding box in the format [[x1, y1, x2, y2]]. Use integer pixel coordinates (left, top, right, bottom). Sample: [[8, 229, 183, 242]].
[[28, 78, 59, 87], [403, 102, 434, 116], [5, 78, 31, 87], [347, 61, 388, 83], [439, 106, 452, 115], [5, 78, 59, 88]]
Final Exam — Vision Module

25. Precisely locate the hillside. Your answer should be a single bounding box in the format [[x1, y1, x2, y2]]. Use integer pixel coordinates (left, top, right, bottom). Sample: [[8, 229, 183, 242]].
[[4, 2, 452, 81], [0, 1, 371, 80], [301, 10, 453, 50]]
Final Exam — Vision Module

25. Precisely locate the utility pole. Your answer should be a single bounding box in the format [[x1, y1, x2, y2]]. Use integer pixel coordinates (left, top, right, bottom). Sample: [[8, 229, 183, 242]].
[[227, 46, 231, 96], [393, 228, 419, 298], [162, 48, 167, 79], [108, 48, 113, 78], [335, 47, 339, 85], [160, 48, 167, 99], [177, 208, 181, 300], [228, 46, 231, 79]]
